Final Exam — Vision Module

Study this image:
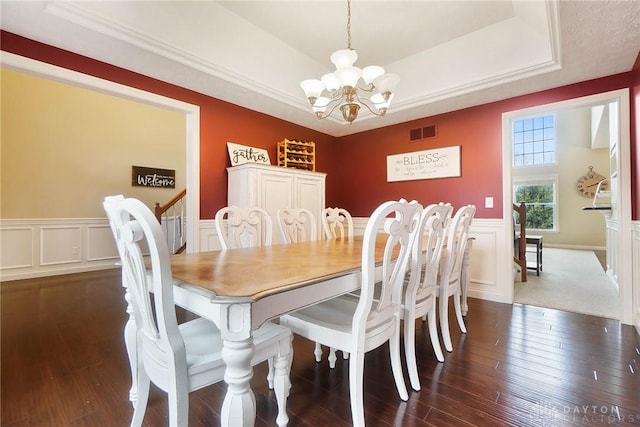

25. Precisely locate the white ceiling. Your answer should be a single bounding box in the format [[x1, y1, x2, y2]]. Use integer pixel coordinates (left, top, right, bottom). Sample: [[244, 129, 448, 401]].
[[2, 1, 639, 137]]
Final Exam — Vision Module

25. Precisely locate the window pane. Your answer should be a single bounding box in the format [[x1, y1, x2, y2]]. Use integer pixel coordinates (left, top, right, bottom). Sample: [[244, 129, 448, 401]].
[[523, 119, 533, 131], [514, 132, 523, 144], [543, 127, 554, 139], [526, 205, 554, 229], [524, 142, 533, 154], [513, 182, 556, 230], [523, 130, 533, 143], [533, 117, 544, 128], [513, 114, 555, 167], [534, 141, 544, 152], [534, 153, 544, 164], [514, 121, 524, 132]]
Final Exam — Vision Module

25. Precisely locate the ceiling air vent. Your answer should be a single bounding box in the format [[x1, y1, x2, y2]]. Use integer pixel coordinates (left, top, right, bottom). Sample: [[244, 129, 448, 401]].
[[409, 125, 437, 141]]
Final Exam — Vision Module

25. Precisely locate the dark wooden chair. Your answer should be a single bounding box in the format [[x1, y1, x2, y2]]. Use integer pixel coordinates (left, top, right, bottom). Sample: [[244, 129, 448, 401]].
[[513, 202, 527, 282]]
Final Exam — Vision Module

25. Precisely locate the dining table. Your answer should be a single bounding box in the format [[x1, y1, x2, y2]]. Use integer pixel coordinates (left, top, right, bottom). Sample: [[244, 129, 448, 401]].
[[170, 236, 366, 427], [168, 235, 473, 427]]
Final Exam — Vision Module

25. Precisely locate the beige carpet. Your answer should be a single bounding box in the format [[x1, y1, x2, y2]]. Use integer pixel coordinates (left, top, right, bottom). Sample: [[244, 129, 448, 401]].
[[514, 247, 619, 319]]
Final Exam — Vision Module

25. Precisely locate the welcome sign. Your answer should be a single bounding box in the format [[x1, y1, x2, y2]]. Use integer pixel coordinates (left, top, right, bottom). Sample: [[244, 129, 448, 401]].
[[131, 166, 176, 188], [387, 146, 460, 182]]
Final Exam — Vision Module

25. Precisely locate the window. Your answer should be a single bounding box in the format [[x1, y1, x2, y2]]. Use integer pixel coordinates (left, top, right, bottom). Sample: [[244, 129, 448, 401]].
[[513, 115, 555, 167], [513, 177, 558, 231]]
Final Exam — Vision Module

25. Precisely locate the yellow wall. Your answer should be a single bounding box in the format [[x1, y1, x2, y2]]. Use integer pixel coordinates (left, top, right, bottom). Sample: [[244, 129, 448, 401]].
[[1, 68, 186, 218]]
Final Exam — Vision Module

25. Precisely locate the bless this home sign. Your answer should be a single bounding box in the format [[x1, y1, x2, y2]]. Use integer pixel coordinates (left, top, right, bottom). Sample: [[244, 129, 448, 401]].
[[386, 146, 461, 182]]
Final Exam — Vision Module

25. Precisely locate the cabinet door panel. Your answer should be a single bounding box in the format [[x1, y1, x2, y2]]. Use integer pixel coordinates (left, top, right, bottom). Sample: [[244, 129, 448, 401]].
[[261, 173, 294, 244], [295, 176, 325, 234], [227, 164, 326, 245]]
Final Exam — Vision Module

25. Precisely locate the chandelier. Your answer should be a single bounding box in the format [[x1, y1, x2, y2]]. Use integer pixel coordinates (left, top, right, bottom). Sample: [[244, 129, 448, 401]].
[[300, 0, 399, 124]]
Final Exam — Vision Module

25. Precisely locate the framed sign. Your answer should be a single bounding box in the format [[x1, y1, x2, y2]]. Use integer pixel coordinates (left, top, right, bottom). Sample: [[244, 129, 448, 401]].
[[387, 146, 460, 182], [227, 142, 271, 166], [132, 166, 175, 188]]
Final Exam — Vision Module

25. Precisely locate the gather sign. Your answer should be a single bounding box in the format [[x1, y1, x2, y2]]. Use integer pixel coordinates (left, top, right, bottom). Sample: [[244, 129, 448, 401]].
[[227, 142, 271, 166]]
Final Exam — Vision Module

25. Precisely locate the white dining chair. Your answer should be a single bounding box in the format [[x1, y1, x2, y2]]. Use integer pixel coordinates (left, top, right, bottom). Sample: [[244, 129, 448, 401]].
[[316, 207, 355, 366], [215, 205, 273, 249], [438, 204, 476, 353], [104, 195, 140, 404], [103, 196, 292, 427], [276, 207, 317, 243], [280, 200, 422, 426], [401, 202, 451, 391], [321, 207, 354, 240]]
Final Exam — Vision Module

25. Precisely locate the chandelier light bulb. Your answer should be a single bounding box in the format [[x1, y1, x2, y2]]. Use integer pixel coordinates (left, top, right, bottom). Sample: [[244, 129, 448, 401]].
[[330, 49, 358, 68], [362, 65, 385, 85]]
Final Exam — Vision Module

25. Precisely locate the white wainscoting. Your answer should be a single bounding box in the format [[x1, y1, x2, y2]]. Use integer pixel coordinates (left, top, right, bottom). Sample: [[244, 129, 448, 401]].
[[0, 219, 119, 282], [7, 217, 636, 327], [632, 221, 640, 333], [199, 220, 221, 252]]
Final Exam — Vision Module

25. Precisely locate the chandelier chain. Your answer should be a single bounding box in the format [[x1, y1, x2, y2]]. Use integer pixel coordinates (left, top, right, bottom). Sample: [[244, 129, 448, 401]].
[[346, 0, 352, 50]]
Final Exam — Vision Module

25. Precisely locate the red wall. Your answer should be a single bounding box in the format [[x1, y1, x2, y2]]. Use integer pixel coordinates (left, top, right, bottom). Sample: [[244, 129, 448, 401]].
[[325, 72, 637, 218], [2, 31, 638, 221]]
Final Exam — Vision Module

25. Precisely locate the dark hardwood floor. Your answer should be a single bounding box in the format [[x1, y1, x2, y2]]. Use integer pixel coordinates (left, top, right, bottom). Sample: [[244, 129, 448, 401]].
[[2, 269, 639, 426]]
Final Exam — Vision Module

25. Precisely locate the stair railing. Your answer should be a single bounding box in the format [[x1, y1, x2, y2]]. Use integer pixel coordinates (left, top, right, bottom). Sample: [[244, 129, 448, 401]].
[[154, 189, 187, 254]]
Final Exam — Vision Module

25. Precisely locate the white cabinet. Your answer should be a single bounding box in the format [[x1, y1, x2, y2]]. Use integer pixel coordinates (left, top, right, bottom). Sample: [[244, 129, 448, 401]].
[[227, 163, 326, 244]]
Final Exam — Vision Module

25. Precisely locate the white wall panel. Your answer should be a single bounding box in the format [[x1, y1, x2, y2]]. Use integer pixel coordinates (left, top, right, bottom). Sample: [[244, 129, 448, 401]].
[[87, 225, 118, 261], [468, 228, 497, 285], [199, 220, 221, 252], [0, 227, 34, 269], [40, 226, 82, 265]]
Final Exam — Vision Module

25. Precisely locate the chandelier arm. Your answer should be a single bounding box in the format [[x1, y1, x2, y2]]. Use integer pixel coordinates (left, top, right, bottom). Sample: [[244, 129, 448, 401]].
[[314, 98, 345, 120], [355, 93, 386, 117], [355, 83, 376, 93], [327, 90, 345, 101]]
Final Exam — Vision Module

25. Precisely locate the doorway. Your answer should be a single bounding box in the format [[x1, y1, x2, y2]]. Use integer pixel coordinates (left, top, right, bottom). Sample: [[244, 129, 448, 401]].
[[2, 52, 201, 253], [502, 89, 633, 325]]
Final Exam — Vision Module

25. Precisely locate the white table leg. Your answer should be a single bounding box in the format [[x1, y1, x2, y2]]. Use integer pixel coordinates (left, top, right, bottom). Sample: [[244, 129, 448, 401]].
[[220, 337, 256, 426], [219, 302, 256, 427]]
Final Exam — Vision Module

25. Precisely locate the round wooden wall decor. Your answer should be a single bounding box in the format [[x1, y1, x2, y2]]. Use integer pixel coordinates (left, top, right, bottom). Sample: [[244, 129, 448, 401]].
[[576, 166, 607, 197]]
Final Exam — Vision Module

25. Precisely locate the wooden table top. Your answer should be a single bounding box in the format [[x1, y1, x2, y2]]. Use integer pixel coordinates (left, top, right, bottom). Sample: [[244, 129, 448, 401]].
[[170, 237, 366, 301]]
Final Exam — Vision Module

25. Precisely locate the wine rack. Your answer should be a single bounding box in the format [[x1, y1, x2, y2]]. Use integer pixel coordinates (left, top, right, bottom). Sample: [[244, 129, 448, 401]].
[[277, 139, 315, 171]]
